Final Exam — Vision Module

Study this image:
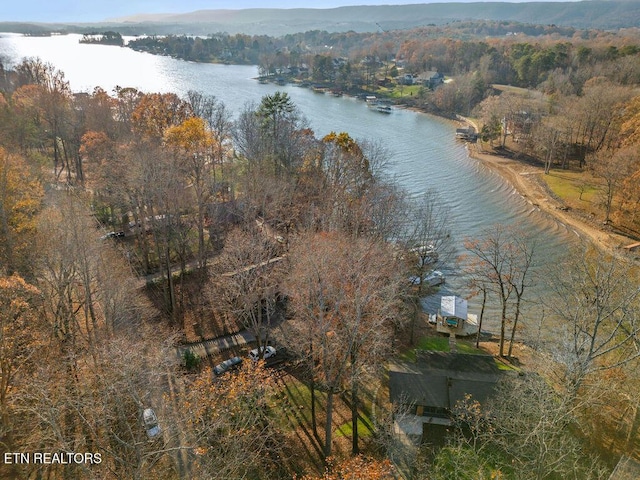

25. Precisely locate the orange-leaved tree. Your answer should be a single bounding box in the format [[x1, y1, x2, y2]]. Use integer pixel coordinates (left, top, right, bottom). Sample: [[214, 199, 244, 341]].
[[286, 232, 404, 457], [0, 147, 43, 275], [0, 275, 43, 464], [298, 455, 395, 480], [165, 117, 215, 267], [183, 361, 286, 479]]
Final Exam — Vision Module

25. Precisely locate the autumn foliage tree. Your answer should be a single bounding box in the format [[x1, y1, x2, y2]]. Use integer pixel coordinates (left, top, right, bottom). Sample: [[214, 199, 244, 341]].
[[165, 117, 216, 267], [299, 455, 395, 480], [183, 362, 287, 479], [286, 232, 404, 457], [0, 147, 43, 275], [0, 274, 43, 476], [131, 92, 192, 141]]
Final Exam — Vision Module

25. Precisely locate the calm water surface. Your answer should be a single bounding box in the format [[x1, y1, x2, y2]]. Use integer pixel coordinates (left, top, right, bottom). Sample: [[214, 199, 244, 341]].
[[0, 33, 580, 328]]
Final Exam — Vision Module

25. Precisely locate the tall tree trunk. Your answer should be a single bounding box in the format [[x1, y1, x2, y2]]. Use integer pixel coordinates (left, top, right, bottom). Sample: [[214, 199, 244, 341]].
[[475, 288, 487, 349], [197, 200, 206, 269], [507, 297, 522, 358], [351, 376, 359, 455], [324, 390, 334, 459], [309, 340, 318, 437], [409, 295, 419, 346], [166, 245, 176, 321], [310, 376, 317, 437], [499, 300, 507, 357]]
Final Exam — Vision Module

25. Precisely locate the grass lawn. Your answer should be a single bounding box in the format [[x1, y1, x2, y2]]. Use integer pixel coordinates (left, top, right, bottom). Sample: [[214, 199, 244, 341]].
[[495, 360, 519, 372], [335, 415, 375, 438], [271, 374, 319, 433], [417, 336, 450, 351], [543, 169, 601, 209], [456, 341, 486, 355], [386, 85, 423, 99], [400, 335, 487, 361], [492, 84, 545, 100]]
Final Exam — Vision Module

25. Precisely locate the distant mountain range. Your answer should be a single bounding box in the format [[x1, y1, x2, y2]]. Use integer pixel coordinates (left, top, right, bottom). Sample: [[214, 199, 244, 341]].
[[3, 2, 640, 36], [102, 2, 640, 34]]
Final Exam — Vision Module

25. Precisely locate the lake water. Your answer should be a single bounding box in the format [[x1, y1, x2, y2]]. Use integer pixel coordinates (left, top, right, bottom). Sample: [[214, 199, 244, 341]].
[[0, 33, 578, 330]]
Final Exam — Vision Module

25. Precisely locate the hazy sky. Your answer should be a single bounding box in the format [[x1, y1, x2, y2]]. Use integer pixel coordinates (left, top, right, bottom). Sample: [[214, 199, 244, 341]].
[[4, 0, 583, 23]]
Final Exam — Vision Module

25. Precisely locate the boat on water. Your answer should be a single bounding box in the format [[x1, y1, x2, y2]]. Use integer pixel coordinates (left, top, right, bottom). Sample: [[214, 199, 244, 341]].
[[410, 244, 438, 264], [410, 270, 445, 287], [425, 270, 445, 286], [376, 104, 392, 113]]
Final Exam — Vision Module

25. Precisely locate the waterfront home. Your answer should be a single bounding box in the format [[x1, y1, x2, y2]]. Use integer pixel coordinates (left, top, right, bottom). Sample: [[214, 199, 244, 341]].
[[455, 126, 476, 141], [401, 73, 415, 85], [416, 71, 445, 89], [389, 351, 503, 444]]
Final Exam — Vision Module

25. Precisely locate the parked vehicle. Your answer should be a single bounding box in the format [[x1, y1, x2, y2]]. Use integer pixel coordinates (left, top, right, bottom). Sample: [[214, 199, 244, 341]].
[[100, 231, 125, 240], [213, 356, 243, 375], [143, 408, 161, 439], [249, 345, 276, 361]]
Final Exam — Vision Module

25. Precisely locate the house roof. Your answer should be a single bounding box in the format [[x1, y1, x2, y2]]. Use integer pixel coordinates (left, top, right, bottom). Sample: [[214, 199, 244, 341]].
[[389, 352, 502, 410], [416, 71, 443, 81], [441, 296, 467, 320], [416, 351, 500, 376]]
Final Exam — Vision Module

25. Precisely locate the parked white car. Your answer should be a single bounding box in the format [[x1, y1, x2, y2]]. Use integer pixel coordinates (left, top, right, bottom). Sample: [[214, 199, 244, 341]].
[[143, 408, 161, 439], [249, 345, 276, 361]]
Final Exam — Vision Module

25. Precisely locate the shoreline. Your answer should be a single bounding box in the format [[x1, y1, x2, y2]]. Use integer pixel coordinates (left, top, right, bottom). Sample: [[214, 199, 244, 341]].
[[465, 141, 633, 255], [301, 88, 636, 255]]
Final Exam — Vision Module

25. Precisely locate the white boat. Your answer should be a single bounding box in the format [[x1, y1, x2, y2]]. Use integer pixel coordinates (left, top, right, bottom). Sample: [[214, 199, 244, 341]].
[[410, 244, 438, 264], [425, 270, 445, 286], [376, 104, 392, 113], [409, 270, 445, 287]]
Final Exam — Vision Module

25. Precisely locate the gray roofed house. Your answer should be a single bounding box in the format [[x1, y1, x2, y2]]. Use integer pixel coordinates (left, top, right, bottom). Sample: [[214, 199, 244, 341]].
[[389, 351, 504, 443], [415, 71, 444, 88]]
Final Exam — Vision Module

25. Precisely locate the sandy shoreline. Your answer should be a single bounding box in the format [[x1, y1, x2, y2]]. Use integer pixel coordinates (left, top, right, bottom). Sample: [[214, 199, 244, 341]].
[[466, 142, 633, 255], [400, 109, 633, 253]]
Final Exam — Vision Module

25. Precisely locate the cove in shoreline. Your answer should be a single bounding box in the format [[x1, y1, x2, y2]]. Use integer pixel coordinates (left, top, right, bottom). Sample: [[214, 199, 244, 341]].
[[465, 142, 635, 257]]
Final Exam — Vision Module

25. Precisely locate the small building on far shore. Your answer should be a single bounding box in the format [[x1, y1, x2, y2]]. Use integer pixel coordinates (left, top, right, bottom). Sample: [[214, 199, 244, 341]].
[[455, 126, 476, 141]]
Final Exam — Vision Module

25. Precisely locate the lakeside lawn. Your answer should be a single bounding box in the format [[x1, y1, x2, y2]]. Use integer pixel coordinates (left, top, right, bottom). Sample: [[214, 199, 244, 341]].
[[400, 335, 487, 362], [400, 334, 519, 372], [384, 84, 424, 99], [542, 169, 601, 211], [270, 368, 383, 473]]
